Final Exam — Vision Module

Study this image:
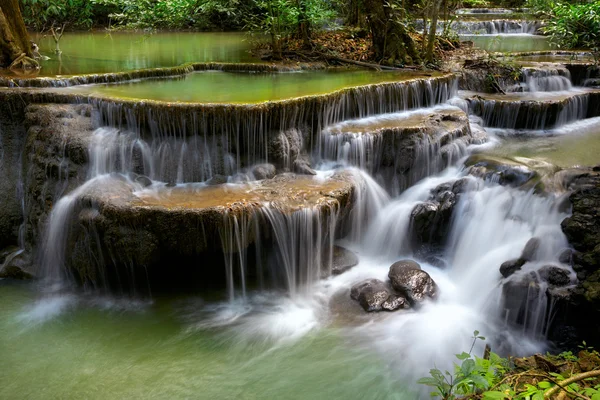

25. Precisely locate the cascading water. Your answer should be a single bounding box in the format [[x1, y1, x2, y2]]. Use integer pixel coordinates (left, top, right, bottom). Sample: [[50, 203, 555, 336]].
[[14, 59, 599, 399]]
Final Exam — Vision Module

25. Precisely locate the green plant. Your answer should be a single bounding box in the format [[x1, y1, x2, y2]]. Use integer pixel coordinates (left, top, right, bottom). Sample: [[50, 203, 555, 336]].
[[418, 331, 509, 399]]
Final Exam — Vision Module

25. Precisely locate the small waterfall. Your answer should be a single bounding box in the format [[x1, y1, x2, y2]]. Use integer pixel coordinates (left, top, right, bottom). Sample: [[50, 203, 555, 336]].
[[514, 67, 573, 92], [319, 107, 472, 193], [466, 92, 591, 130], [417, 20, 541, 35], [94, 76, 459, 141]]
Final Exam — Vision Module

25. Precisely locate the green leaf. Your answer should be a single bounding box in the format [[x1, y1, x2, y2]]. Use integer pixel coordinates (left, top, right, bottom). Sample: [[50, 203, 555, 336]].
[[456, 352, 471, 360], [537, 381, 552, 389], [482, 391, 508, 400]]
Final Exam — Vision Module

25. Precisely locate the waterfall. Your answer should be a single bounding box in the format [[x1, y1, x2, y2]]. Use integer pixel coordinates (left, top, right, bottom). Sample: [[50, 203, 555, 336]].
[[416, 20, 541, 35], [510, 67, 573, 92]]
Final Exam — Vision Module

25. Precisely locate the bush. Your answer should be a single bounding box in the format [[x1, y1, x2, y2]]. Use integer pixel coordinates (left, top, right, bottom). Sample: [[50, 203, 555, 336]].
[[542, 1, 600, 52]]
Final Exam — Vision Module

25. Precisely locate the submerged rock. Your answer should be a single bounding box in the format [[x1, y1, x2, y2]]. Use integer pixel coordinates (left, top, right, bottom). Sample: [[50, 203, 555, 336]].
[[521, 237, 541, 262], [388, 260, 437, 304]]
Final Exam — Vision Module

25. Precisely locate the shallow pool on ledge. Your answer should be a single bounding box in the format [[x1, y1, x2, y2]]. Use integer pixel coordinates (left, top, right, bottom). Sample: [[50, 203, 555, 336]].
[[68, 70, 440, 104]]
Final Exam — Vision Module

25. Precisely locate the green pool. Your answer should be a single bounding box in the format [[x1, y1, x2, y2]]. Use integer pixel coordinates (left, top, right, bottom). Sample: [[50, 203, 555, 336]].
[[462, 34, 555, 52], [28, 32, 258, 77], [0, 281, 413, 399], [68, 70, 437, 103]]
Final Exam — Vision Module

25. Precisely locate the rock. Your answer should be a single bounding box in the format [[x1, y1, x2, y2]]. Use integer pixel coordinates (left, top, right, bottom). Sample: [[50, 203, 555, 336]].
[[0, 250, 34, 280], [350, 279, 394, 312], [382, 295, 410, 311], [328, 246, 359, 276], [61, 171, 358, 291], [250, 163, 276, 180], [205, 174, 228, 185], [0, 265, 34, 280], [500, 258, 526, 278], [269, 128, 304, 171], [521, 237, 541, 261], [558, 248, 574, 265], [293, 159, 317, 175], [388, 261, 437, 303], [389, 259, 421, 272], [134, 175, 153, 187], [465, 155, 540, 190], [539, 265, 571, 287]]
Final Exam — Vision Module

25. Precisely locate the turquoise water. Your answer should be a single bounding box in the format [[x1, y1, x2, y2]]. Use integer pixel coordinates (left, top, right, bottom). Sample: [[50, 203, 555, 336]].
[[0, 281, 413, 399]]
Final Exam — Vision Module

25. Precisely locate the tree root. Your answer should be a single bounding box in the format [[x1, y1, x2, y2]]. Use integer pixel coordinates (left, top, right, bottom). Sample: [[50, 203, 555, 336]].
[[544, 370, 600, 399], [8, 53, 39, 70]]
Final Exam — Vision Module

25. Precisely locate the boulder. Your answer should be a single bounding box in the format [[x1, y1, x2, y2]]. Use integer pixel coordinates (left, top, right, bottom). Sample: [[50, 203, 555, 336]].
[[539, 265, 571, 287], [250, 163, 276, 180], [388, 261, 437, 303], [205, 174, 228, 185], [521, 237, 541, 262], [329, 246, 359, 276], [500, 258, 526, 278], [293, 159, 317, 176], [350, 279, 393, 312]]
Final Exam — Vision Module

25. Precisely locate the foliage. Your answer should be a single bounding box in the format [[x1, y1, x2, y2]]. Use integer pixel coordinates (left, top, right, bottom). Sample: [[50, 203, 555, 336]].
[[19, 0, 252, 30], [418, 331, 509, 399], [20, 0, 98, 30], [527, 0, 600, 56], [419, 337, 600, 400]]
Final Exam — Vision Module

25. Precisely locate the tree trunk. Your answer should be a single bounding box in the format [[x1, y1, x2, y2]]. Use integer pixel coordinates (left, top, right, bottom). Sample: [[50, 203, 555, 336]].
[[361, 0, 419, 65], [297, 0, 311, 50], [425, 0, 442, 63], [0, 0, 32, 68]]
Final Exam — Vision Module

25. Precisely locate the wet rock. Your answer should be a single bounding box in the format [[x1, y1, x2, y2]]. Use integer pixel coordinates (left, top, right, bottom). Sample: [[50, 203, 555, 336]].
[[390, 259, 421, 272], [521, 237, 540, 261], [554, 169, 600, 348], [63, 171, 358, 291], [0, 251, 34, 280], [539, 265, 571, 287], [388, 261, 437, 304], [350, 279, 394, 312], [329, 246, 359, 276], [382, 295, 410, 311], [293, 159, 317, 176], [558, 248, 574, 265], [500, 258, 526, 278], [250, 163, 276, 180], [465, 155, 541, 190], [205, 174, 229, 185], [134, 175, 153, 187], [269, 128, 305, 171]]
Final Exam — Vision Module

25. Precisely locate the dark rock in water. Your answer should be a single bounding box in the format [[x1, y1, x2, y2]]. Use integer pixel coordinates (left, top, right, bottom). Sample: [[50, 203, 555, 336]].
[[0, 265, 34, 280], [408, 179, 472, 250], [293, 159, 317, 176], [251, 163, 276, 180], [558, 248, 574, 265], [500, 258, 526, 278], [0, 251, 34, 280], [465, 155, 539, 190], [134, 175, 153, 187], [205, 174, 228, 186], [350, 279, 395, 312], [388, 262, 437, 303], [269, 128, 305, 171], [382, 295, 410, 311], [502, 272, 542, 328], [521, 237, 540, 261], [389, 259, 421, 272], [329, 245, 359, 276], [539, 265, 571, 287], [552, 169, 600, 348]]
